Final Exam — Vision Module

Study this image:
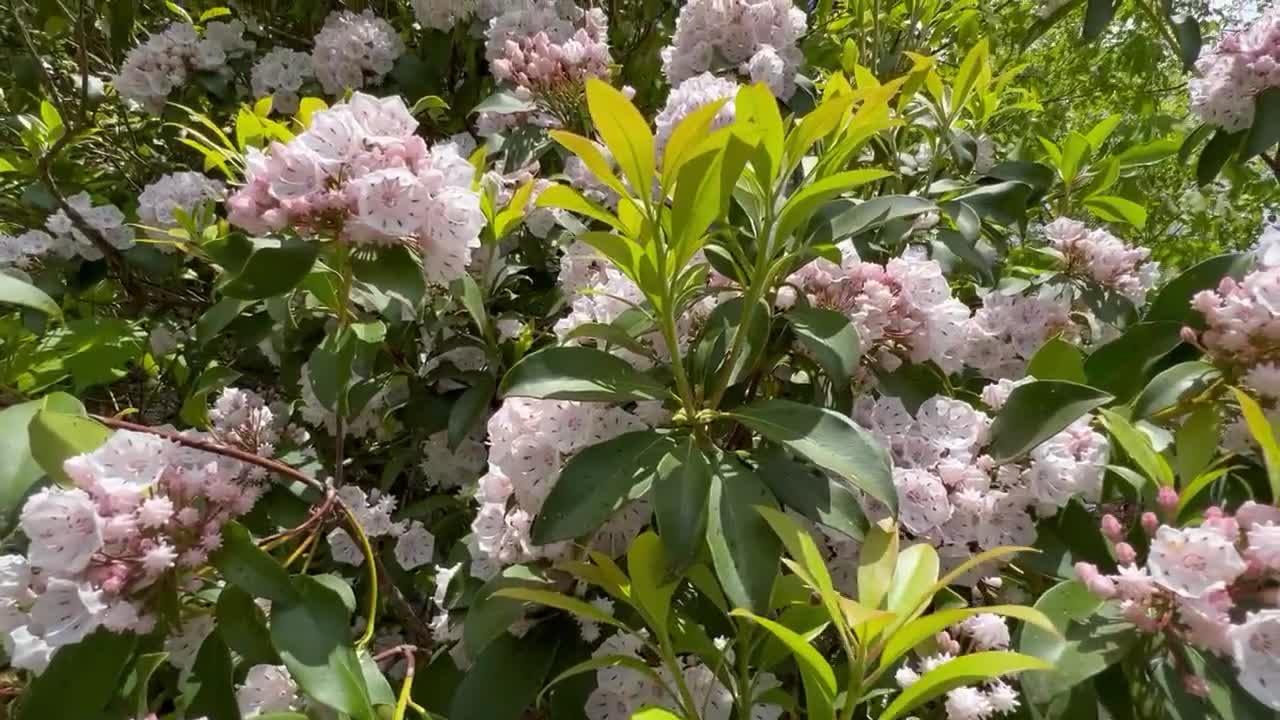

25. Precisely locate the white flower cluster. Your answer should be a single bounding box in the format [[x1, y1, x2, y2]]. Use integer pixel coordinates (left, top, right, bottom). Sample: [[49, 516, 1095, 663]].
[[961, 290, 1075, 379], [113, 21, 254, 113], [412, 0, 521, 31], [1, 427, 265, 674], [654, 73, 740, 160], [420, 428, 488, 490], [327, 485, 436, 571], [895, 616, 1020, 720], [0, 230, 74, 273], [1189, 7, 1280, 132], [250, 48, 315, 115], [661, 0, 807, 99], [311, 10, 404, 95], [237, 663, 301, 717], [584, 632, 782, 720], [856, 391, 1108, 575], [470, 398, 663, 578], [786, 247, 971, 373], [137, 171, 226, 243], [1044, 218, 1159, 305], [45, 192, 136, 261]]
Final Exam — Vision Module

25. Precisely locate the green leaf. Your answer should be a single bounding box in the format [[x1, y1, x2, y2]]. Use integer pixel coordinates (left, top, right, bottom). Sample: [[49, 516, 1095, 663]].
[[216, 585, 278, 666], [885, 543, 939, 617], [1083, 195, 1147, 228], [667, 96, 735, 183], [754, 446, 869, 542], [464, 566, 549, 656], [108, 0, 137, 58], [858, 520, 899, 610], [807, 196, 940, 246], [500, 346, 668, 402], [695, 296, 771, 387], [195, 297, 253, 346], [775, 169, 893, 244], [1059, 132, 1091, 186], [950, 180, 1034, 226], [180, 364, 241, 427], [1027, 337, 1087, 383], [351, 245, 426, 313], [729, 398, 895, 512], [452, 273, 492, 343], [1131, 361, 1220, 419], [1146, 253, 1251, 327], [1196, 128, 1244, 185], [549, 131, 629, 199], [1099, 409, 1175, 487], [1085, 115, 1123, 149], [270, 575, 375, 720], [1170, 14, 1202, 71], [707, 455, 781, 613], [584, 79, 654, 203], [669, 130, 753, 267], [1084, 322, 1183, 400], [731, 610, 838, 720], [1114, 137, 1181, 168], [1232, 387, 1280, 501], [211, 522, 297, 603], [184, 631, 239, 720], [535, 183, 624, 233], [128, 652, 169, 719], [881, 651, 1053, 720], [28, 410, 110, 487], [307, 327, 357, 414], [530, 430, 670, 544], [1082, 0, 1116, 40], [218, 237, 319, 300], [0, 393, 82, 520], [450, 627, 560, 720], [787, 306, 862, 388], [654, 436, 713, 570], [448, 376, 495, 450], [1018, 580, 1139, 704], [0, 272, 61, 318], [627, 530, 677, 630], [1243, 87, 1280, 159], [988, 381, 1113, 463], [493, 587, 628, 631], [1175, 406, 1219, 484], [17, 628, 137, 720], [951, 39, 990, 118], [880, 605, 1059, 670]]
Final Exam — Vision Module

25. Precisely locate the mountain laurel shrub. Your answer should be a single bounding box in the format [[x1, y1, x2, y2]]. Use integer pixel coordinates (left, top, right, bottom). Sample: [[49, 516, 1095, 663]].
[[0, 1, 1278, 719]]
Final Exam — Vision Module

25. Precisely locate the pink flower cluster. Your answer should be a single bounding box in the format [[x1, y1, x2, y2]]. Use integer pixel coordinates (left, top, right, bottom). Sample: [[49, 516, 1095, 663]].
[[785, 247, 971, 373], [1076, 498, 1280, 710], [1045, 218, 1159, 305], [661, 0, 807, 99], [1189, 7, 1280, 132], [1, 428, 265, 674], [226, 92, 484, 284], [490, 10, 611, 97], [962, 291, 1076, 379], [1192, 266, 1280, 382], [654, 73, 740, 160]]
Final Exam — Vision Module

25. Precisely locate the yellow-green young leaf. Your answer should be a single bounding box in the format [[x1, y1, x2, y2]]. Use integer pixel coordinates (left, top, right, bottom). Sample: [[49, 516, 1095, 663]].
[[632, 709, 684, 720], [669, 130, 753, 270], [253, 95, 274, 117], [928, 546, 1037, 602], [492, 588, 629, 632], [535, 183, 625, 232], [1232, 387, 1280, 500], [296, 97, 328, 128], [837, 596, 895, 639], [950, 39, 990, 118], [858, 519, 898, 609], [782, 94, 855, 175], [885, 543, 939, 617], [774, 169, 893, 244], [577, 231, 645, 287], [1059, 132, 1092, 186], [758, 507, 847, 637], [1084, 195, 1148, 229], [731, 610, 837, 720], [879, 605, 1059, 670], [585, 79, 655, 203], [879, 652, 1053, 720], [493, 181, 535, 238], [1098, 409, 1175, 487], [734, 83, 784, 183], [628, 531, 676, 631], [1085, 115, 1123, 148], [662, 97, 733, 186], [549, 129, 630, 199]]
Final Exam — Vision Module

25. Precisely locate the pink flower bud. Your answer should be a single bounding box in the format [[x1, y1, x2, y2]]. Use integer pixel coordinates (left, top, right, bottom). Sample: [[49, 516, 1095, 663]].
[[1075, 561, 1100, 582], [1157, 486, 1179, 514], [1114, 542, 1137, 565], [1141, 512, 1160, 535], [1184, 675, 1208, 697], [1086, 574, 1117, 599], [1180, 326, 1200, 346], [1101, 514, 1124, 543]]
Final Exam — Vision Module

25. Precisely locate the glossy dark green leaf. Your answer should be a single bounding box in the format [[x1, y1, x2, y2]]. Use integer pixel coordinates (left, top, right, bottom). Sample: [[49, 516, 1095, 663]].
[[1084, 322, 1183, 400], [1083, 0, 1115, 40], [212, 522, 297, 603], [450, 627, 560, 720], [1175, 406, 1220, 483], [108, 0, 137, 58], [787, 305, 862, 389], [448, 376, 495, 450], [1146, 253, 1251, 327], [195, 298, 253, 346], [1243, 87, 1280, 159], [219, 237, 319, 300], [654, 436, 713, 570], [270, 575, 375, 720], [707, 455, 781, 613], [531, 430, 672, 544], [951, 181, 1033, 226], [501, 346, 668, 402], [696, 297, 771, 387], [754, 446, 869, 542], [351, 245, 426, 311], [463, 566, 549, 657], [18, 628, 137, 720], [729, 398, 896, 512], [1170, 14, 1202, 71], [184, 631, 239, 720], [307, 327, 357, 413], [806, 195, 938, 245], [216, 585, 278, 666], [1027, 337, 1087, 383], [988, 381, 1113, 463], [1131, 361, 1221, 419], [1196, 128, 1244, 185]]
